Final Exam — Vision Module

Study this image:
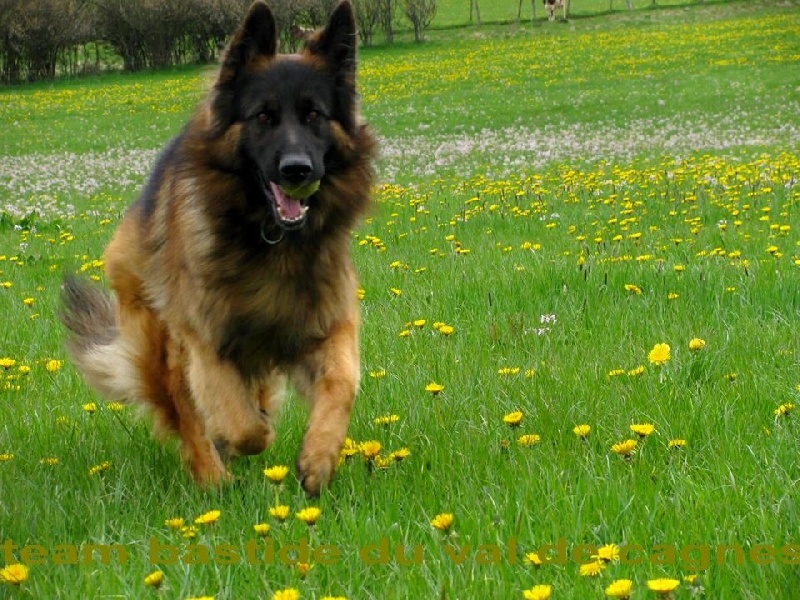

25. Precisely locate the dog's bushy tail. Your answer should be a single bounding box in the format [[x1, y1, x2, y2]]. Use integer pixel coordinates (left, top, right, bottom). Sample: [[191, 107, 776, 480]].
[[60, 276, 137, 401]]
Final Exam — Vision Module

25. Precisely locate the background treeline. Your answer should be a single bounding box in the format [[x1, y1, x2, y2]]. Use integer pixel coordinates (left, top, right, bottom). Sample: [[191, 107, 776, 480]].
[[0, 0, 435, 84]]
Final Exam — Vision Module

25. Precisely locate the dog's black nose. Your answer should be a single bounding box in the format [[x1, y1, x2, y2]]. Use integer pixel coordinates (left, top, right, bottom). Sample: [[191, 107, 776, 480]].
[[279, 154, 313, 182]]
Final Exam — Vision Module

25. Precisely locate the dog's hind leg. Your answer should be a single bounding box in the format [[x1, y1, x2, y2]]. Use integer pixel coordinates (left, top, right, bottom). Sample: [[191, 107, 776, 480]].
[[292, 317, 360, 496], [162, 335, 230, 484]]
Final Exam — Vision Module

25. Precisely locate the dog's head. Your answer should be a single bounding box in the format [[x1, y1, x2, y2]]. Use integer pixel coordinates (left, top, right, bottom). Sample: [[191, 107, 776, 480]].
[[210, 1, 364, 233]]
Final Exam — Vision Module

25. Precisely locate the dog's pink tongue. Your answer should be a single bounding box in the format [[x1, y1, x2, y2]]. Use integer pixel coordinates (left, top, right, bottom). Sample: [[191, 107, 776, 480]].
[[269, 182, 303, 220]]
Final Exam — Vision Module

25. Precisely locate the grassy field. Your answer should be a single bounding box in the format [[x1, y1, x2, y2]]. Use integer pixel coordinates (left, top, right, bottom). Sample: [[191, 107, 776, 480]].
[[1, 1, 799, 599]]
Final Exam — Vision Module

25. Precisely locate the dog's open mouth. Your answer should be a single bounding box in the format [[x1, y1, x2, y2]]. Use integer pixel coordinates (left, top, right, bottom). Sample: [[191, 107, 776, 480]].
[[267, 181, 314, 230]]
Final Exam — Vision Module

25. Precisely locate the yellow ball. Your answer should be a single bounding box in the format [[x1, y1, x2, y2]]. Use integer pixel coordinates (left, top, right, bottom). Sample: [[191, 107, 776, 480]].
[[280, 180, 320, 199]]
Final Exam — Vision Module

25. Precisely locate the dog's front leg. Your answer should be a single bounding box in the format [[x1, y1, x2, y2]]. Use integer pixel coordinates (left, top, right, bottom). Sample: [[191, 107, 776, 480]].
[[292, 318, 360, 496], [182, 329, 274, 461]]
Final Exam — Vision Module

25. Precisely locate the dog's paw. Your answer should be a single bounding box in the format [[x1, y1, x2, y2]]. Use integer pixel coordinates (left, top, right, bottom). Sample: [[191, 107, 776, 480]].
[[296, 447, 338, 497], [190, 451, 233, 487], [219, 415, 275, 457]]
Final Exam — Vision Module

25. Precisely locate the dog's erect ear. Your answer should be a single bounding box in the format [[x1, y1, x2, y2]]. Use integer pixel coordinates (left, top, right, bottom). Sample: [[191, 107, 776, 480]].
[[309, 1, 357, 77], [211, 2, 277, 135], [306, 2, 358, 133], [223, 1, 278, 72]]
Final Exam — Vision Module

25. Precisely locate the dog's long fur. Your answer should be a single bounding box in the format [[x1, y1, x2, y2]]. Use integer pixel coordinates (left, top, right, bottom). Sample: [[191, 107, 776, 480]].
[[61, 0, 376, 495]]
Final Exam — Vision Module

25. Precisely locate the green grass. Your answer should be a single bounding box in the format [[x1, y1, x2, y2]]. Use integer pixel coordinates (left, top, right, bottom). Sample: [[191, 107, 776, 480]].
[[1, 2, 800, 598]]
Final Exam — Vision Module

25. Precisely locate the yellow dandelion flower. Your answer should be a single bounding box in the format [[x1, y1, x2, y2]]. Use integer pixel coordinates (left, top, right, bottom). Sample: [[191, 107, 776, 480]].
[[0, 563, 29, 585], [425, 382, 444, 395], [608, 368, 625, 377], [184, 596, 215, 600], [627, 365, 645, 376], [373, 414, 400, 426], [668, 439, 687, 449], [107, 402, 125, 412], [82, 402, 97, 414], [594, 543, 620, 562], [438, 325, 455, 336], [359, 440, 382, 459], [88, 461, 111, 475], [579, 559, 606, 576], [22, 297, 34, 306], [413, 319, 426, 327], [646, 578, 680, 594], [624, 283, 642, 295], [605, 578, 633, 598], [630, 423, 655, 437], [368, 369, 386, 378], [648, 343, 671, 366], [263, 465, 290, 484], [503, 411, 523, 427], [398, 329, 412, 338], [667, 292, 679, 300], [774, 403, 795, 417], [573, 424, 591, 438], [389, 448, 411, 461], [683, 574, 699, 584], [45, 359, 63, 372], [389, 288, 401, 297], [522, 585, 552, 600], [194, 510, 221, 525], [164, 517, 184, 529], [269, 505, 291, 521], [373, 455, 393, 469], [272, 589, 299, 600], [295, 506, 322, 525], [18, 365, 31, 375], [340, 438, 358, 459], [296, 562, 312, 577], [144, 570, 164, 588], [320, 596, 347, 600], [430, 512, 454, 533], [0, 453, 13, 461], [180, 525, 198, 539], [253, 523, 270, 536], [517, 434, 541, 446], [40, 457, 59, 466], [0, 358, 17, 369], [523, 552, 543, 566], [688, 337, 706, 351], [498, 367, 521, 376], [295, 506, 322, 526], [611, 439, 638, 457]]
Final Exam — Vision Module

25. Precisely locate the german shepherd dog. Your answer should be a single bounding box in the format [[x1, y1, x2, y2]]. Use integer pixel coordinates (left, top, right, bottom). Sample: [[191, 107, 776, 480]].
[[60, 0, 376, 496]]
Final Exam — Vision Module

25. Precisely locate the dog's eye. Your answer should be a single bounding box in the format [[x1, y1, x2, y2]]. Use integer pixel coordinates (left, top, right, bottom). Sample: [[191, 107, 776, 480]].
[[257, 112, 273, 125], [305, 110, 319, 124]]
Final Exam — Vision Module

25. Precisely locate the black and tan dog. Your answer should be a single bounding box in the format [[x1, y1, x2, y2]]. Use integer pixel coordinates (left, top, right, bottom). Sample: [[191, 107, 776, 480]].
[[61, 0, 376, 496]]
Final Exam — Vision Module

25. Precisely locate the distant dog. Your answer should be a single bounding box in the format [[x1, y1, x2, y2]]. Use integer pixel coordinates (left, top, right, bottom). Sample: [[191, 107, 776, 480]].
[[544, 0, 565, 21], [61, 0, 376, 496]]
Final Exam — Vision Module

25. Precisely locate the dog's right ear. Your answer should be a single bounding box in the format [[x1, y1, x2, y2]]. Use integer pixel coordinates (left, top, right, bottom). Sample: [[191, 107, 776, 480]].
[[211, 2, 277, 134]]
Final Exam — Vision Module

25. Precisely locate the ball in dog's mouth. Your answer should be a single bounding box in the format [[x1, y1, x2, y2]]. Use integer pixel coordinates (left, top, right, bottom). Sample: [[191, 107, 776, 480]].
[[268, 181, 319, 229]]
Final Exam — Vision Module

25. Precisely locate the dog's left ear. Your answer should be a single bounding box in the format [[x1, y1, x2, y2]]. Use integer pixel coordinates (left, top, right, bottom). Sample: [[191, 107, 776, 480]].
[[313, 1, 357, 75], [307, 1, 358, 132]]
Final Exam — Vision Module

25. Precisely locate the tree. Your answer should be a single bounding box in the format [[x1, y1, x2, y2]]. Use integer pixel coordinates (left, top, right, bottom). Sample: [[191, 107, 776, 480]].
[[353, 0, 382, 46], [377, 0, 396, 43], [402, 0, 436, 43], [470, 0, 481, 26]]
